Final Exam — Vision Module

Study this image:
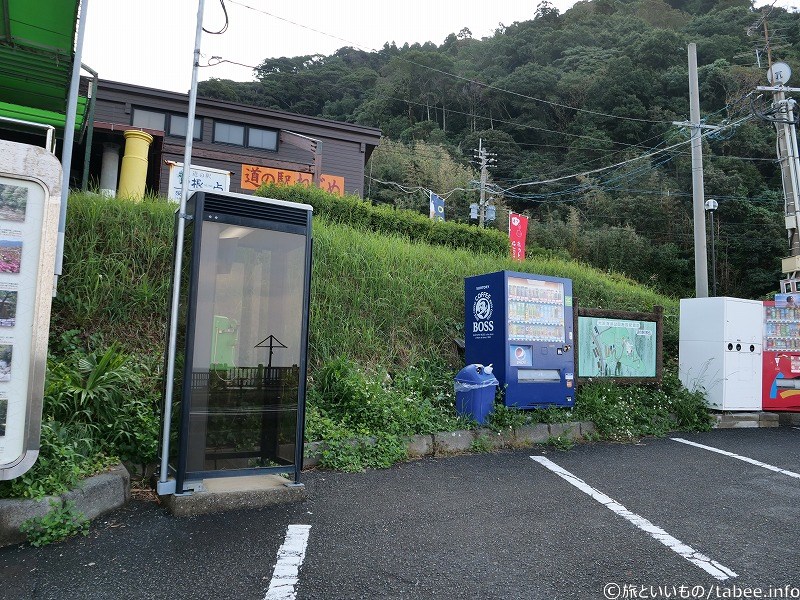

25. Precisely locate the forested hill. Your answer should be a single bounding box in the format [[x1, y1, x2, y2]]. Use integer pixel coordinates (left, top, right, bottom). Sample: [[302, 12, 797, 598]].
[[198, 0, 800, 300]]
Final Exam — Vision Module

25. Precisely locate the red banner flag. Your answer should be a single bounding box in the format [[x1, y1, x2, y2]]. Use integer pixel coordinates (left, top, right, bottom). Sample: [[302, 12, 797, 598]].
[[508, 212, 528, 261]]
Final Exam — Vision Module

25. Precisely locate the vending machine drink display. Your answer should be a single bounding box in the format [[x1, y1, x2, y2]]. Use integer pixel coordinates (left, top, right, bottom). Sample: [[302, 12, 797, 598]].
[[763, 294, 800, 411], [465, 271, 575, 409]]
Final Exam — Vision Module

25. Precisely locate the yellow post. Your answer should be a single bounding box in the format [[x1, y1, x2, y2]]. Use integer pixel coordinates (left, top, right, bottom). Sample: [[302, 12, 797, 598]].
[[117, 130, 154, 200]]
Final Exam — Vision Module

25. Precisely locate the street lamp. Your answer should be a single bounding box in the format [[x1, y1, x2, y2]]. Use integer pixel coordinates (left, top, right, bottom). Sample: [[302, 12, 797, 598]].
[[705, 198, 719, 296]]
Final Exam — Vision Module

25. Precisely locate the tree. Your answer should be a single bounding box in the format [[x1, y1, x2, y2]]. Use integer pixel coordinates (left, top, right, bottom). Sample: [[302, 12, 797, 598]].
[[365, 139, 479, 221], [198, 0, 800, 299]]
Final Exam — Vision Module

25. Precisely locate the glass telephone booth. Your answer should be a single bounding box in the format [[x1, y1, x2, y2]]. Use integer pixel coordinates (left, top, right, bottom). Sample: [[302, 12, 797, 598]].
[[168, 191, 312, 493]]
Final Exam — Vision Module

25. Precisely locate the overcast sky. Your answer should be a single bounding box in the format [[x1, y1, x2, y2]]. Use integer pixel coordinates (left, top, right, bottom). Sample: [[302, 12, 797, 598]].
[[82, 0, 580, 93], [83, 0, 793, 94]]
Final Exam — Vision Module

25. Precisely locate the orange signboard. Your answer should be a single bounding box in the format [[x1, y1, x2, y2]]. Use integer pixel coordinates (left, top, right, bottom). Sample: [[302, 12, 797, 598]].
[[240, 165, 345, 196]]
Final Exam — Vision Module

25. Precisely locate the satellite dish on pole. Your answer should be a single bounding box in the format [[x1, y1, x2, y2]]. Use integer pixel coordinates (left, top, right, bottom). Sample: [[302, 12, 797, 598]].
[[767, 62, 792, 85]]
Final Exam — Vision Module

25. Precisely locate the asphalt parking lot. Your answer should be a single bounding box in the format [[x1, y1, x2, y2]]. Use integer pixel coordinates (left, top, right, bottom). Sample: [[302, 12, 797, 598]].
[[1, 427, 798, 600]]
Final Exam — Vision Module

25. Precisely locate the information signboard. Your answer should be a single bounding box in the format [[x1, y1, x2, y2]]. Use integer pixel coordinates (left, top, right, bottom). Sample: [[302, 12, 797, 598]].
[[578, 317, 657, 377], [166, 161, 230, 202], [239, 164, 345, 196], [575, 306, 663, 385], [0, 141, 61, 480]]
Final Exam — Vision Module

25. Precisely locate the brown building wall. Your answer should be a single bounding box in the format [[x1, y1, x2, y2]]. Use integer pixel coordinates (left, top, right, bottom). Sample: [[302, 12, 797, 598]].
[[92, 80, 381, 198]]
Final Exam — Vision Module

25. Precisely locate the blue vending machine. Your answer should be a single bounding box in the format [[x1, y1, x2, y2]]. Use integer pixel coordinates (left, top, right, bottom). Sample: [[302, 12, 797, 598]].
[[465, 270, 575, 408]]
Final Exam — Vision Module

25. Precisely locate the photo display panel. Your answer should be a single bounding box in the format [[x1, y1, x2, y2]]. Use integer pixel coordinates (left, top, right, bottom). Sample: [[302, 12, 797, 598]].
[[0, 177, 44, 467]]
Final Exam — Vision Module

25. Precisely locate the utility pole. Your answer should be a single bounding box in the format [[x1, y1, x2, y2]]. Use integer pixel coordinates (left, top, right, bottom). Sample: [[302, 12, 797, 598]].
[[673, 44, 726, 297], [158, 0, 206, 496], [478, 139, 487, 227], [752, 15, 800, 290], [767, 76, 800, 259], [688, 43, 709, 298], [474, 139, 496, 228]]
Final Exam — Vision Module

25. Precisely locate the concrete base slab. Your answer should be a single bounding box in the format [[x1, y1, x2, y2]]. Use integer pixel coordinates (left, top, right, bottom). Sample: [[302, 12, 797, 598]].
[[161, 474, 307, 517], [712, 412, 780, 429]]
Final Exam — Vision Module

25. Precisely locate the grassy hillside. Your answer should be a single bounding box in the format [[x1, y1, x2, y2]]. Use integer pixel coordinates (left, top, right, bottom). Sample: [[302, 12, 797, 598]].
[[0, 190, 704, 500], [52, 192, 679, 369]]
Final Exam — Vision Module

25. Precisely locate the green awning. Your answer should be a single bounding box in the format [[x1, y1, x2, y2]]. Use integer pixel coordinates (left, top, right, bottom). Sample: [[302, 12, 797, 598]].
[[0, 97, 87, 129], [0, 0, 86, 133]]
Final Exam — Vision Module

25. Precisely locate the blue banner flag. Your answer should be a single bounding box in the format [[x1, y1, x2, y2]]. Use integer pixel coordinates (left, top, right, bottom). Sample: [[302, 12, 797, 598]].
[[429, 192, 445, 222]]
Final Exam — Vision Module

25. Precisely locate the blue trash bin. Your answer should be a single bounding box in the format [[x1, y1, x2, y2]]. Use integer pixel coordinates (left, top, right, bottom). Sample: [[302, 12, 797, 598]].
[[454, 364, 499, 424]]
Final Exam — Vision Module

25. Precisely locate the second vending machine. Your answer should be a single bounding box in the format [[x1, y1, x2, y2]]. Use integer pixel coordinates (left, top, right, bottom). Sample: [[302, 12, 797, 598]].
[[763, 294, 800, 411], [465, 270, 575, 409]]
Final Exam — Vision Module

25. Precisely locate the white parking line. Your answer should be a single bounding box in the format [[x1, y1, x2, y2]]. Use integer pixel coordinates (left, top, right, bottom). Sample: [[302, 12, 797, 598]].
[[264, 524, 312, 600], [671, 438, 800, 479], [531, 455, 737, 581]]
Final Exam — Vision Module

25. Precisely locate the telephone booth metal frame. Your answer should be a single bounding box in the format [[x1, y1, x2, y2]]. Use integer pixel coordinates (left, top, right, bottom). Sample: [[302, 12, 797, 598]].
[[167, 191, 312, 494]]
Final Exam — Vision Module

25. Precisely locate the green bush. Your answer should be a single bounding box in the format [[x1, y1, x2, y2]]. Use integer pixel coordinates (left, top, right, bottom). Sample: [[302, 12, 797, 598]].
[[573, 378, 712, 440], [20, 500, 89, 547], [310, 357, 462, 436], [0, 342, 158, 501], [254, 183, 510, 256], [0, 420, 115, 500], [44, 340, 161, 469], [306, 357, 466, 470], [316, 429, 408, 472]]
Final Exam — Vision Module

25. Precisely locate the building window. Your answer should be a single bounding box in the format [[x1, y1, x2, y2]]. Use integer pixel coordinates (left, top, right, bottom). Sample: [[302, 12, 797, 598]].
[[169, 115, 202, 139], [214, 122, 245, 146], [212, 121, 278, 150], [132, 109, 165, 131], [248, 127, 278, 151], [131, 108, 201, 139]]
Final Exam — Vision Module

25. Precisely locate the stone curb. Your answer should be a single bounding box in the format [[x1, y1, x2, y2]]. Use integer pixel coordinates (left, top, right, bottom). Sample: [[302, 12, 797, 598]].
[[779, 412, 800, 427], [303, 420, 596, 468], [303, 410, 791, 467], [0, 464, 130, 548]]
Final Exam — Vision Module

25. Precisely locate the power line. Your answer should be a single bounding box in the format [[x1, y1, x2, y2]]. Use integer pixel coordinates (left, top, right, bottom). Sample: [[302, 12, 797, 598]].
[[223, 0, 678, 127], [376, 86, 765, 183], [366, 176, 474, 201], [499, 139, 688, 191], [494, 115, 756, 194], [206, 8, 781, 207], [203, 6, 774, 186], [203, 0, 229, 35], [375, 94, 666, 150]]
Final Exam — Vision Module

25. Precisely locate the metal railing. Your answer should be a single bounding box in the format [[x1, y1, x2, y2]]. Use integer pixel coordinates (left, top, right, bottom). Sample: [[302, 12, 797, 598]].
[[0, 116, 56, 154]]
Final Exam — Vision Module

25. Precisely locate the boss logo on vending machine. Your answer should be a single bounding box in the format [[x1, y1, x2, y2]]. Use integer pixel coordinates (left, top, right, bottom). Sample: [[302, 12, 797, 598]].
[[473, 291, 494, 334]]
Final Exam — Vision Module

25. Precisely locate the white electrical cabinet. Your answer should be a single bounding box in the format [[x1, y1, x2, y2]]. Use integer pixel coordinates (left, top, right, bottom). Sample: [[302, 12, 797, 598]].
[[679, 297, 763, 411]]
